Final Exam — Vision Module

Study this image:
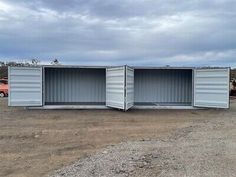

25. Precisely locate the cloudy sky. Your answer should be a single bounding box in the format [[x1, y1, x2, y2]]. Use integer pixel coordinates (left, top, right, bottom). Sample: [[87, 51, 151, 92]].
[[0, 0, 235, 66]]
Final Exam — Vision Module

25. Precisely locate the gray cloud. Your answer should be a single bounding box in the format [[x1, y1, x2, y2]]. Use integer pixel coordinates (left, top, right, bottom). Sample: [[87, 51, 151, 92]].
[[0, 0, 235, 66]]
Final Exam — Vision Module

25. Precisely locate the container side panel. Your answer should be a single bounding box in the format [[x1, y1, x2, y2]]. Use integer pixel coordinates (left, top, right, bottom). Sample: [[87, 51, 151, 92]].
[[8, 67, 42, 106], [106, 67, 125, 109], [194, 68, 229, 108], [125, 66, 134, 110], [134, 69, 192, 105], [44, 68, 106, 104]]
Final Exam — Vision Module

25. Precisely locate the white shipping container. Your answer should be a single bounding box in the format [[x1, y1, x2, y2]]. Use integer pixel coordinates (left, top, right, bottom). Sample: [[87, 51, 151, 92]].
[[8, 66, 230, 110]]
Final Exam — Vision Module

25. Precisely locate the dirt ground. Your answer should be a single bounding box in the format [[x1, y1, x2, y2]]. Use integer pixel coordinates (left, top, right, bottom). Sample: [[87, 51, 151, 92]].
[[0, 98, 235, 177]]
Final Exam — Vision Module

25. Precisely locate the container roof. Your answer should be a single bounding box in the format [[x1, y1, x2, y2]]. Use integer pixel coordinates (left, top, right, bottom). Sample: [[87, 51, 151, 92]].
[[43, 65, 108, 69], [8, 65, 230, 69], [12, 65, 229, 70], [132, 66, 194, 69]]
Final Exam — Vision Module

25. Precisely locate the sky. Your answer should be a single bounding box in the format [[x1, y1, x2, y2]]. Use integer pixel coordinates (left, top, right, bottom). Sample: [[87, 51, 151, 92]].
[[0, 0, 235, 67]]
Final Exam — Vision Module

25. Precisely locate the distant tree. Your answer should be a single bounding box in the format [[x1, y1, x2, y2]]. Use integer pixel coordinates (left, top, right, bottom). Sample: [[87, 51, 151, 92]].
[[31, 59, 40, 66], [51, 59, 60, 65], [0, 61, 7, 78], [231, 69, 236, 80], [24, 62, 31, 66], [6, 61, 18, 66], [0, 60, 42, 78], [0, 61, 5, 66], [233, 80, 236, 87]]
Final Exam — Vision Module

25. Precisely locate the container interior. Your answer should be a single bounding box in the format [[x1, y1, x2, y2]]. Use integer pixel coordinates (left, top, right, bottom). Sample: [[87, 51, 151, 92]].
[[44, 68, 106, 105], [134, 69, 193, 106]]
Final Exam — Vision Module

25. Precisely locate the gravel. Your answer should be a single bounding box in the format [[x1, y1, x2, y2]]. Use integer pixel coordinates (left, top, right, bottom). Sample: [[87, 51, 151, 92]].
[[47, 111, 236, 177]]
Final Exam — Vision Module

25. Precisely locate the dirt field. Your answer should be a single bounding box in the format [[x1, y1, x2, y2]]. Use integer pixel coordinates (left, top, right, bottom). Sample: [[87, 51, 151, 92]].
[[0, 98, 236, 177]]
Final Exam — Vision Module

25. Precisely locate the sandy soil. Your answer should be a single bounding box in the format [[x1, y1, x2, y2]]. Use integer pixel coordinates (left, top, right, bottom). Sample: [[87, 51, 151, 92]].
[[49, 103, 236, 177], [0, 98, 235, 177]]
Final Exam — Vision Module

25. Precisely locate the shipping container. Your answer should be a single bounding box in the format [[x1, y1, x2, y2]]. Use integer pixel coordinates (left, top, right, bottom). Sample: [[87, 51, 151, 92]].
[[8, 66, 230, 110]]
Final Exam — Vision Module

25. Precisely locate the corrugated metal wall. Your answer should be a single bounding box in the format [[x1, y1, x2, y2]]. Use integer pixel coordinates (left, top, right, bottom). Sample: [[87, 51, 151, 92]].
[[134, 69, 192, 105], [194, 68, 229, 108], [106, 66, 125, 109], [45, 68, 106, 104], [9, 67, 42, 106], [126, 66, 134, 110]]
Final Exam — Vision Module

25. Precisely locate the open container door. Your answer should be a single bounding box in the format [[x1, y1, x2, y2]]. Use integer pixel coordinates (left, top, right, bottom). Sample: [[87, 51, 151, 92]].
[[106, 66, 125, 110], [8, 67, 43, 106], [194, 68, 230, 108], [125, 66, 134, 110]]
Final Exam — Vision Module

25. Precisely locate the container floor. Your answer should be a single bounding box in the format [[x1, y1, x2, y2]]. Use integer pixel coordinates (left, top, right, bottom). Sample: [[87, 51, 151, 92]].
[[45, 102, 191, 106], [134, 102, 192, 106], [45, 102, 106, 105]]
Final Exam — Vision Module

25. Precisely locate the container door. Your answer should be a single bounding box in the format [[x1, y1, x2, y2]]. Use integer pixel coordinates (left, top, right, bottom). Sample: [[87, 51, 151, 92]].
[[106, 66, 125, 109], [125, 66, 134, 110], [8, 67, 43, 106], [194, 68, 230, 108]]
